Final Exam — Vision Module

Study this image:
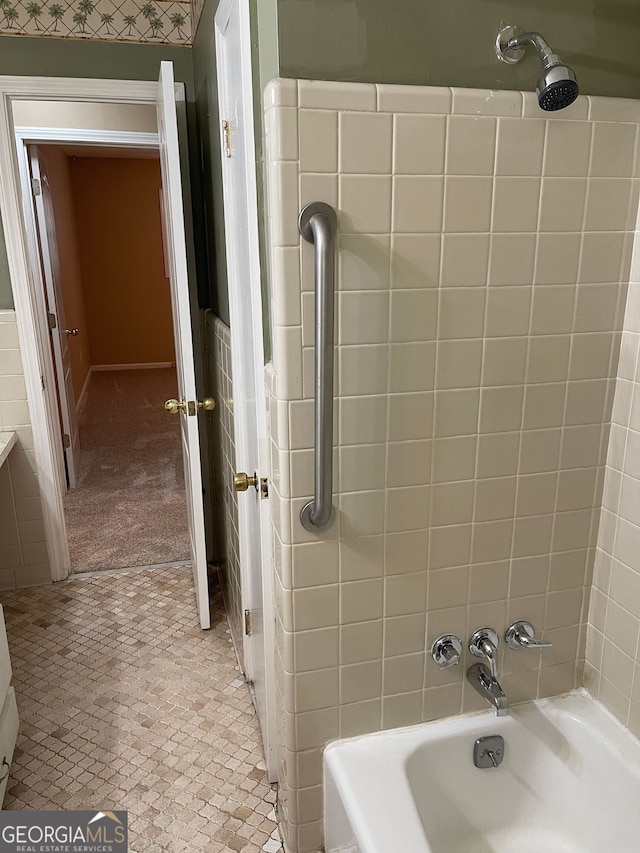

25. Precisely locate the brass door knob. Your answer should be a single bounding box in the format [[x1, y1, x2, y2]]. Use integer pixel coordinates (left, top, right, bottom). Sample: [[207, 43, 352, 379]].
[[199, 398, 215, 411], [65, 328, 79, 336], [165, 398, 186, 414], [234, 472, 258, 492]]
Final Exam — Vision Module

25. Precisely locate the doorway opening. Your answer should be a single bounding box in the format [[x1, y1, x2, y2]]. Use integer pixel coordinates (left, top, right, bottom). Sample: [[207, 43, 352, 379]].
[[1, 67, 213, 630], [23, 134, 190, 575]]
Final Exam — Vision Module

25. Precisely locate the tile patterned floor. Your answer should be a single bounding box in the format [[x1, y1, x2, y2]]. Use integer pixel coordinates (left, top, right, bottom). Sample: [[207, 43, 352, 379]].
[[0, 566, 284, 853]]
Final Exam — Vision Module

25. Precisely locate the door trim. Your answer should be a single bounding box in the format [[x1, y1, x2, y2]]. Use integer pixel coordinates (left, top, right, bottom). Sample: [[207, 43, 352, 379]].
[[15, 128, 160, 504], [215, 0, 277, 779], [0, 77, 161, 581]]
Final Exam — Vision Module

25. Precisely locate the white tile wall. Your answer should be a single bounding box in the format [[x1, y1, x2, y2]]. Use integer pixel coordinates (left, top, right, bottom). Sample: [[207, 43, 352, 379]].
[[210, 315, 244, 668], [587, 238, 640, 734], [0, 311, 49, 589], [264, 80, 640, 853]]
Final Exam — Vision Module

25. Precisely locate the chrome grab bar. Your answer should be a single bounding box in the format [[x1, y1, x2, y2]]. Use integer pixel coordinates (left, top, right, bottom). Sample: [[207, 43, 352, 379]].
[[298, 202, 338, 532]]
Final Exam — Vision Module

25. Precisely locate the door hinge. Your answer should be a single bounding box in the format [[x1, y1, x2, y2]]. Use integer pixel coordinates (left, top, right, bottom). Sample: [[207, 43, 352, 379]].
[[47, 312, 57, 330], [62, 433, 71, 449], [31, 177, 41, 197], [222, 119, 232, 157], [244, 609, 252, 636]]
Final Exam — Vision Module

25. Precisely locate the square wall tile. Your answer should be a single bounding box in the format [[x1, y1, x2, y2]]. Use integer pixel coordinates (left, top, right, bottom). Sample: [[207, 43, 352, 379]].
[[394, 114, 446, 175], [496, 117, 545, 176], [446, 115, 496, 175], [436, 339, 483, 390], [493, 177, 540, 232], [435, 389, 480, 437], [390, 290, 438, 342], [482, 338, 527, 387], [340, 112, 393, 174], [544, 121, 592, 177], [340, 535, 384, 581], [531, 286, 575, 335], [341, 175, 392, 233], [393, 176, 444, 233], [591, 122, 637, 178], [299, 109, 338, 173], [432, 435, 477, 482], [585, 179, 631, 231], [535, 234, 582, 285], [539, 179, 587, 232], [438, 289, 486, 339], [387, 440, 432, 488], [581, 233, 625, 284], [389, 342, 436, 392], [339, 345, 388, 396], [340, 236, 391, 291], [485, 288, 532, 337], [444, 177, 493, 232], [441, 235, 490, 287], [341, 622, 383, 665], [338, 291, 389, 345], [340, 396, 388, 446], [384, 572, 428, 617], [391, 235, 441, 289], [489, 234, 537, 286], [388, 392, 434, 441]]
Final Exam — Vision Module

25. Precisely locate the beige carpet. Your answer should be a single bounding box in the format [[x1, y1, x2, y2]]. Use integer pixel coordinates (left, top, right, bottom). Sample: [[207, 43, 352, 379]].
[[64, 368, 190, 573]]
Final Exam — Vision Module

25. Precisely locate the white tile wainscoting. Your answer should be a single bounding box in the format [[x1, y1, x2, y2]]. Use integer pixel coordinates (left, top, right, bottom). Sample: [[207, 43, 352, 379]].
[[0, 311, 50, 589], [210, 314, 245, 667], [263, 79, 640, 852]]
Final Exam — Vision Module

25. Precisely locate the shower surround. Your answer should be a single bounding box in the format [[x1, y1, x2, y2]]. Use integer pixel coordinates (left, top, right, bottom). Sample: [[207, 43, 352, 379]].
[[263, 79, 640, 852]]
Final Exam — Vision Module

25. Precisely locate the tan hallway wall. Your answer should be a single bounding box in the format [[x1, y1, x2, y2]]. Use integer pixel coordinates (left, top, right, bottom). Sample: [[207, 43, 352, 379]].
[[69, 156, 175, 367], [38, 146, 91, 404]]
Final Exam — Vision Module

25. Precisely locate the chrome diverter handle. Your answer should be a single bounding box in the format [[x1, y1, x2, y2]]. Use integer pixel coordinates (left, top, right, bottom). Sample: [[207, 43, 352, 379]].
[[505, 620, 553, 650]]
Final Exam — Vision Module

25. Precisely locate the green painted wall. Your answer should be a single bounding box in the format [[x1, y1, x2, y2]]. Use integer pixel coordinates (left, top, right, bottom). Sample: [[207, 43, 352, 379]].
[[0, 217, 10, 311], [0, 35, 193, 311], [191, 0, 277, 337], [277, 0, 640, 99], [192, 0, 228, 325]]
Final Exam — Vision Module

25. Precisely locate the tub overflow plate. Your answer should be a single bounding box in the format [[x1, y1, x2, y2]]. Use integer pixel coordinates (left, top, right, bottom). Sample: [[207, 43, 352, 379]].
[[474, 735, 505, 768]]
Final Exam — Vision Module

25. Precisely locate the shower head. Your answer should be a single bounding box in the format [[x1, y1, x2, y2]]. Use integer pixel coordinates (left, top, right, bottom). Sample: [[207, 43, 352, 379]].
[[495, 25, 579, 111]]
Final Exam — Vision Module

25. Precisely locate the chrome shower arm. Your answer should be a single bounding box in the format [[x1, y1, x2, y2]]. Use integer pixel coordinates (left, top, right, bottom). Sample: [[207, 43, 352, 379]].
[[508, 31, 560, 70]]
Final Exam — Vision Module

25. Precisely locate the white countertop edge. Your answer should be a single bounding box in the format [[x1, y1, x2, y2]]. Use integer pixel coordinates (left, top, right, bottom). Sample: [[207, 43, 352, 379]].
[[0, 431, 17, 469]]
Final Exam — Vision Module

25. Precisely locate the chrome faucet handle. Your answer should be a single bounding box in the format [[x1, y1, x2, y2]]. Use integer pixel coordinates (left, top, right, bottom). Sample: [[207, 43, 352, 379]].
[[505, 620, 552, 650], [469, 628, 500, 679], [431, 634, 463, 669]]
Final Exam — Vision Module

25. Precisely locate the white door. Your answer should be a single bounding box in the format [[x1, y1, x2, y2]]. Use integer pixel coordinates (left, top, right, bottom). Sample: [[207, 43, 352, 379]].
[[29, 147, 80, 489], [216, 0, 276, 776], [157, 61, 211, 630]]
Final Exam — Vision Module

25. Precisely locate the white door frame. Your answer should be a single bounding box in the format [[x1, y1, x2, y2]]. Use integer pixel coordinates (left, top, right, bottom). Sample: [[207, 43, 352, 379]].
[[15, 127, 160, 507], [0, 77, 166, 581], [215, 0, 277, 779]]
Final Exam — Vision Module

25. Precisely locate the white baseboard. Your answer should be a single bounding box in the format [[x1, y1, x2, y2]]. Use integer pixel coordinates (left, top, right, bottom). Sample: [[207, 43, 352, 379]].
[[75, 368, 92, 416], [91, 362, 175, 371]]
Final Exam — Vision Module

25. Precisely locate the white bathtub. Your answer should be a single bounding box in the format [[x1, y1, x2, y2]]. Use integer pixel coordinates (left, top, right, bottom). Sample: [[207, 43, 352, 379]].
[[324, 691, 640, 853]]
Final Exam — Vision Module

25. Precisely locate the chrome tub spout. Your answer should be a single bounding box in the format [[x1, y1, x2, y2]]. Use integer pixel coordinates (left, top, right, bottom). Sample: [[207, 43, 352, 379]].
[[467, 663, 510, 717]]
